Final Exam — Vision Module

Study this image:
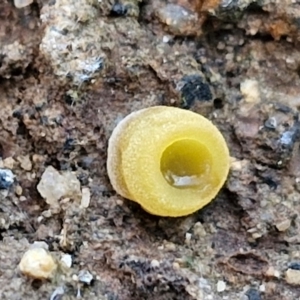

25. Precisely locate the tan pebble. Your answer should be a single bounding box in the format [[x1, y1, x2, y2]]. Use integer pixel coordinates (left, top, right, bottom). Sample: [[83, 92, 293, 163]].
[[230, 158, 248, 171], [37, 166, 81, 208], [265, 281, 276, 294], [291, 251, 300, 258], [18, 155, 32, 171], [265, 266, 275, 277], [260, 200, 268, 208], [116, 199, 124, 206], [164, 242, 176, 251], [172, 262, 180, 270], [207, 223, 217, 234], [225, 53, 234, 61], [276, 219, 291, 232], [285, 269, 300, 285], [3, 157, 15, 169], [193, 222, 207, 238], [19, 248, 57, 279], [265, 266, 280, 278], [186, 284, 204, 299], [42, 210, 52, 218], [217, 42, 226, 50], [252, 232, 263, 239], [15, 185, 23, 196], [32, 154, 45, 164], [206, 246, 214, 255], [60, 198, 71, 205], [240, 79, 260, 104]]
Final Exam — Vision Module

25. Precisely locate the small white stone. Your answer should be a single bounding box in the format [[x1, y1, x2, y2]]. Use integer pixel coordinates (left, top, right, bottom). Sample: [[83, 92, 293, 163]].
[[150, 259, 160, 268], [80, 187, 91, 208], [14, 0, 33, 8], [50, 287, 64, 300], [162, 35, 171, 43], [259, 284, 266, 292], [78, 270, 93, 284], [31, 241, 49, 250], [217, 280, 226, 292], [61, 254, 72, 268], [37, 216, 44, 223], [72, 274, 78, 281], [185, 232, 192, 245]]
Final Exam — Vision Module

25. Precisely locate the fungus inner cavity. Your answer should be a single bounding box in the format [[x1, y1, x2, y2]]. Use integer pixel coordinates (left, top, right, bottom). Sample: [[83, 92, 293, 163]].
[[160, 139, 212, 189]]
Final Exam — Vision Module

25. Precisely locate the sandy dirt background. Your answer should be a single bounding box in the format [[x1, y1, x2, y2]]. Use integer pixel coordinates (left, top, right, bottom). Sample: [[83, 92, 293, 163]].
[[1, 0, 300, 299]]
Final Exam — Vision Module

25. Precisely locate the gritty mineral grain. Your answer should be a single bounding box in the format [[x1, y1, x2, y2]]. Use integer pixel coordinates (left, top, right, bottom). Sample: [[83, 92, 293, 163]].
[[19, 247, 57, 279], [37, 166, 81, 208]]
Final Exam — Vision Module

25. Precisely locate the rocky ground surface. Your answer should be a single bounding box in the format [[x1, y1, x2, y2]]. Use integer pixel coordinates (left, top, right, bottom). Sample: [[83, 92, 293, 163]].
[[1, 0, 300, 299]]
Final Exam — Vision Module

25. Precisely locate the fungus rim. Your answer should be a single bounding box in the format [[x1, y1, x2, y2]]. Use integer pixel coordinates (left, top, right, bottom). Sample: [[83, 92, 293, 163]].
[[107, 106, 230, 217]]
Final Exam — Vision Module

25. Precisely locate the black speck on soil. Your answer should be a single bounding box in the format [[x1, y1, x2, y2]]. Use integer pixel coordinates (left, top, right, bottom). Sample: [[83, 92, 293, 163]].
[[180, 74, 212, 108], [111, 3, 128, 16], [288, 262, 300, 270], [245, 288, 261, 300], [0, 169, 14, 189]]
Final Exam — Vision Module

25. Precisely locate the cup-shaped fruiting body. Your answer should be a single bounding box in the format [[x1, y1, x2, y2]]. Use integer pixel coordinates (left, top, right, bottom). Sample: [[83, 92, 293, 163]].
[[107, 106, 230, 217]]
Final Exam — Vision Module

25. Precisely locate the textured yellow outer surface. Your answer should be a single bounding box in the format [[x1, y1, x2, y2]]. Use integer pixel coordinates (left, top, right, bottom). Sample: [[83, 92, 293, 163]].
[[107, 106, 230, 217]]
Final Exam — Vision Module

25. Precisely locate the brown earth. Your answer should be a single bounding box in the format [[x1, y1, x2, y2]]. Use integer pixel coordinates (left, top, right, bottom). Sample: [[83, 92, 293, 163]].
[[1, 0, 300, 299]]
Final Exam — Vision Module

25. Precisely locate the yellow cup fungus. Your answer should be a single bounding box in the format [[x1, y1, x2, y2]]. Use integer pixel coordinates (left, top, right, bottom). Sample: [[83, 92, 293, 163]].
[[107, 106, 230, 217]]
